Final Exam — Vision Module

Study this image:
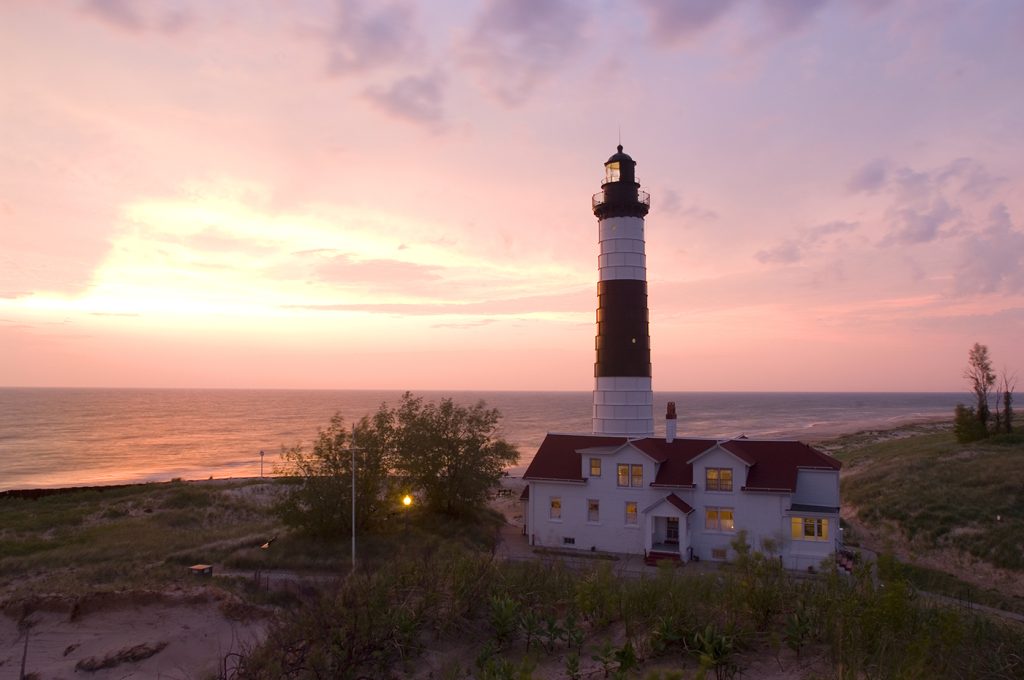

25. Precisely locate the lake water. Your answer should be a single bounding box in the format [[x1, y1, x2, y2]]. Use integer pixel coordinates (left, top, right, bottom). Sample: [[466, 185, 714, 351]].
[[0, 388, 964, 491]]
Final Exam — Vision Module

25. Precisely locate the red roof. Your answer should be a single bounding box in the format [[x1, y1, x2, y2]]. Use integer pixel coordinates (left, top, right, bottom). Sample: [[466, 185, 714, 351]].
[[633, 437, 713, 464], [522, 433, 626, 482], [721, 439, 841, 491], [639, 439, 716, 486], [523, 434, 840, 493]]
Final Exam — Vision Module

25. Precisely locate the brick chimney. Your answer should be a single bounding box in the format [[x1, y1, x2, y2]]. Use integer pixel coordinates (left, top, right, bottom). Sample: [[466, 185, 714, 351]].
[[666, 401, 677, 443]]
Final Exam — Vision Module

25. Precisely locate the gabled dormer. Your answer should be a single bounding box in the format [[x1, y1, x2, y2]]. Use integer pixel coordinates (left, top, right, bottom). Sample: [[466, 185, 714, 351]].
[[580, 439, 664, 489], [685, 441, 754, 494]]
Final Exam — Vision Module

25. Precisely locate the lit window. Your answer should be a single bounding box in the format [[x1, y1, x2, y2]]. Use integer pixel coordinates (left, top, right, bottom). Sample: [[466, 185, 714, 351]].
[[705, 507, 735, 532], [706, 467, 733, 492], [550, 497, 561, 520], [625, 501, 638, 525], [791, 517, 829, 542], [631, 464, 643, 488], [590, 457, 601, 477], [617, 464, 629, 487], [588, 499, 600, 523], [720, 508, 734, 531], [605, 161, 621, 183]]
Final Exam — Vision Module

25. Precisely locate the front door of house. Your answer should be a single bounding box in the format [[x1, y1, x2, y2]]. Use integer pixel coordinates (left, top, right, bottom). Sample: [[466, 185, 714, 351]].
[[666, 517, 679, 543]]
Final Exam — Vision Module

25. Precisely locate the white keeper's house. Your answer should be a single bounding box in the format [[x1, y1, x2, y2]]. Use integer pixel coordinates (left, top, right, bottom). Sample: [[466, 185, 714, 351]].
[[521, 146, 842, 570]]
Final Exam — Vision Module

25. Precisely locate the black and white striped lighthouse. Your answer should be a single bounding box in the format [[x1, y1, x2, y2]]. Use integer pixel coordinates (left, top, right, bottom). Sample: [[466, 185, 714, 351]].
[[591, 145, 654, 436]]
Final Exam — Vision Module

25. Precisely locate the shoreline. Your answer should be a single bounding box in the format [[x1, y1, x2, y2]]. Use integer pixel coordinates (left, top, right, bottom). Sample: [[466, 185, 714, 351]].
[[0, 418, 952, 495]]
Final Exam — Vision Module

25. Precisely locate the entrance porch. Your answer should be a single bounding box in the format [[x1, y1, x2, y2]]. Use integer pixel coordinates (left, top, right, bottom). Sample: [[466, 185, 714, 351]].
[[642, 493, 695, 563]]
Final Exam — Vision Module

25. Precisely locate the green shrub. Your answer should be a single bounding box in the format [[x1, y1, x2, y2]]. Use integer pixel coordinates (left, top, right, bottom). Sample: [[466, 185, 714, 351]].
[[954, 403, 988, 442], [489, 594, 520, 646]]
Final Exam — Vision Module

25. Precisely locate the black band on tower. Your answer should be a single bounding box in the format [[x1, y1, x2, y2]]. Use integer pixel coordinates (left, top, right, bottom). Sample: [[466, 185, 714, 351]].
[[594, 279, 652, 377]]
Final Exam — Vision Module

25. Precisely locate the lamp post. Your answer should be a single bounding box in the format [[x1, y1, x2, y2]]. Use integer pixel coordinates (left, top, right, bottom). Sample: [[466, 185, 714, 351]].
[[351, 427, 358, 575], [259, 450, 265, 478]]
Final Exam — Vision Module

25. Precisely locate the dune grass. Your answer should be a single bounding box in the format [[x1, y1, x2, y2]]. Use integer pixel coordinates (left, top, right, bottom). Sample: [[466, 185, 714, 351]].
[[875, 554, 1024, 617], [236, 539, 1024, 680], [0, 480, 281, 598], [0, 478, 505, 603], [834, 428, 1024, 571]]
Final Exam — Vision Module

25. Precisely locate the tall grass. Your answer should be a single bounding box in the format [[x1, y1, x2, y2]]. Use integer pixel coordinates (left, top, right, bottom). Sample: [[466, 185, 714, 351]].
[[0, 480, 280, 595], [235, 541, 1024, 679], [838, 430, 1024, 570]]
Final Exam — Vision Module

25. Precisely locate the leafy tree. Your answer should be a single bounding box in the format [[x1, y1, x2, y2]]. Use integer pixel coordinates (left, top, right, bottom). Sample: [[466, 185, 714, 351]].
[[276, 413, 393, 538], [276, 393, 517, 536], [964, 343, 996, 430], [390, 392, 519, 516]]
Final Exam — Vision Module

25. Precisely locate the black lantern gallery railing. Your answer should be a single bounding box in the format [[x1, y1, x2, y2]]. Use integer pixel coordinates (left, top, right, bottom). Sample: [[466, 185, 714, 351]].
[[592, 188, 650, 211]]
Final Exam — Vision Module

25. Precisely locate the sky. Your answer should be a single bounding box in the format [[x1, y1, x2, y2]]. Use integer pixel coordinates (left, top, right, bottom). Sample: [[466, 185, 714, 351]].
[[1, 0, 1023, 392]]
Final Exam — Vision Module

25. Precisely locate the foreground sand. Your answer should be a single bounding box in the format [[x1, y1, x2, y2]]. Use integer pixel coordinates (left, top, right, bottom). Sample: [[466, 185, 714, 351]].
[[0, 590, 266, 679]]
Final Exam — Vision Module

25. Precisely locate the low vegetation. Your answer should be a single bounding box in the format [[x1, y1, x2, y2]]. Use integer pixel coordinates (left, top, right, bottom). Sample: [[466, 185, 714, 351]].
[[835, 428, 1024, 572], [234, 532, 1024, 679], [0, 479, 281, 599]]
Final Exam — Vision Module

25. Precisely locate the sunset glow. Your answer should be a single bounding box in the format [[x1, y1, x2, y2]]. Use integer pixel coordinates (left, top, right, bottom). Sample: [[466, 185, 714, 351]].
[[2, 1, 1022, 391]]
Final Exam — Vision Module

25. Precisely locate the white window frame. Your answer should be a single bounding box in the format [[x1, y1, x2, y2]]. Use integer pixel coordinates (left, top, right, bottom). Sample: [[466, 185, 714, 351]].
[[590, 457, 602, 477], [705, 467, 733, 492], [549, 497, 562, 521], [791, 517, 829, 542], [705, 506, 735, 532], [587, 498, 600, 523], [617, 463, 629, 487], [625, 501, 638, 526], [630, 464, 643, 488]]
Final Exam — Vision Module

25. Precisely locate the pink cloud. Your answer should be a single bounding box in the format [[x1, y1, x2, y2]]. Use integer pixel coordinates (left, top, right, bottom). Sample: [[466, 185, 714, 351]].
[[955, 205, 1024, 294], [326, 0, 423, 75], [364, 71, 447, 130], [460, 0, 589, 106], [639, 0, 739, 47]]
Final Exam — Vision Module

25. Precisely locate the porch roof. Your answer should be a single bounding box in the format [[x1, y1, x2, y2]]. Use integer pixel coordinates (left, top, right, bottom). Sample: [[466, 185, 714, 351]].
[[789, 502, 839, 514], [642, 492, 695, 515]]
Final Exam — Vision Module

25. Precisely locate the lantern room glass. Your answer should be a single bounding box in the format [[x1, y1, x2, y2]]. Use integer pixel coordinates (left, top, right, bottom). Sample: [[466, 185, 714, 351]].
[[605, 161, 620, 183]]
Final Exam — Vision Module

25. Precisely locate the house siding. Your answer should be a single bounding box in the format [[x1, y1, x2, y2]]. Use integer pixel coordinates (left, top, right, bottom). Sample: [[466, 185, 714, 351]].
[[524, 435, 841, 570], [792, 469, 840, 507]]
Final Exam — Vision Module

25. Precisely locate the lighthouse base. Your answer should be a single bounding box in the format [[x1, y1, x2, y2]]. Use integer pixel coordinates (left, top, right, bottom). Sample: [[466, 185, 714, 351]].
[[592, 376, 654, 436]]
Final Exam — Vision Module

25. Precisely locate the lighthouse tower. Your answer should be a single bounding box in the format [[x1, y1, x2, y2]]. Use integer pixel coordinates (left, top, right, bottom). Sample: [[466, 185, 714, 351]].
[[591, 145, 654, 437]]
